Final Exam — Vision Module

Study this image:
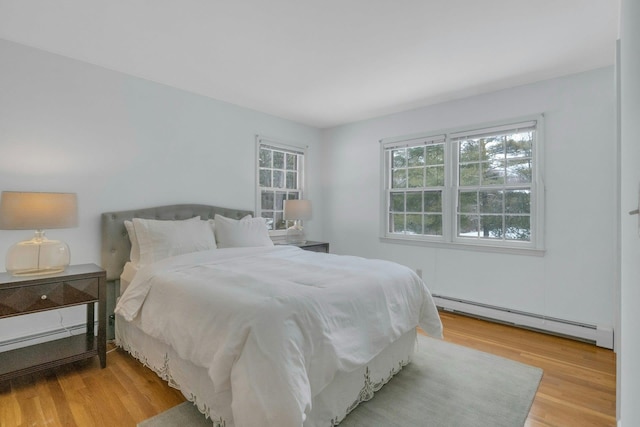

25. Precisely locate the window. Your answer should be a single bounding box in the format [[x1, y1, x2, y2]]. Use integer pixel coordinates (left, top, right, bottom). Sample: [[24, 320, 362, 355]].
[[388, 135, 446, 237], [381, 117, 543, 253], [256, 136, 306, 233]]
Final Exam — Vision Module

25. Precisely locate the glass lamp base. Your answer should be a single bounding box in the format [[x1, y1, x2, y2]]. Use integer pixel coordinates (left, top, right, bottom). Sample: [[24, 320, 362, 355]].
[[6, 232, 70, 276], [286, 226, 306, 244]]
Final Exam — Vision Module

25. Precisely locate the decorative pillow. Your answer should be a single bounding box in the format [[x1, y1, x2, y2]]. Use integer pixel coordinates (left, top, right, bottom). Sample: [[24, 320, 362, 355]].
[[214, 214, 274, 248], [124, 220, 140, 264], [207, 214, 251, 235], [132, 216, 217, 265]]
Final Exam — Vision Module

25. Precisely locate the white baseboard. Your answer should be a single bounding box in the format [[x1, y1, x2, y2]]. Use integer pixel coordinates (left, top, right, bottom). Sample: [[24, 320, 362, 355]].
[[433, 295, 614, 349], [0, 323, 87, 352]]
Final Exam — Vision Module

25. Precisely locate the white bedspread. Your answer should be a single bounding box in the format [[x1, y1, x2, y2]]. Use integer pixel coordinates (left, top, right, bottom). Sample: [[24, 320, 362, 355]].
[[115, 246, 442, 427]]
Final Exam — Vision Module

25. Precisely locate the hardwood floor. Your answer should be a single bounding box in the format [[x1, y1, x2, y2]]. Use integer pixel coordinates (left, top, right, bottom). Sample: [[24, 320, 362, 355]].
[[436, 311, 616, 427], [0, 344, 186, 427], [0, 311, 616, 426]]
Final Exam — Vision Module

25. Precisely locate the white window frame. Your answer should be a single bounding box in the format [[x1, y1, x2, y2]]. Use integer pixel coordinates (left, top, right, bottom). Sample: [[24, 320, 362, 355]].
[[256, 135, 307, 237], [380, 115, 545, 256]]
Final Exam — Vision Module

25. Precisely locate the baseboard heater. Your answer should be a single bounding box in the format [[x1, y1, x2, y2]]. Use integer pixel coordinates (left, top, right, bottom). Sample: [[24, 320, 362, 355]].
[[0, 323, 87, 352], [432, 294, 614, 349]]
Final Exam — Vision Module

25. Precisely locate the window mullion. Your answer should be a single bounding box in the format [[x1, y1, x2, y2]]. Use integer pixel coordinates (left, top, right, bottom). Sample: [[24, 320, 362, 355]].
[[446, 136, 456, 243]]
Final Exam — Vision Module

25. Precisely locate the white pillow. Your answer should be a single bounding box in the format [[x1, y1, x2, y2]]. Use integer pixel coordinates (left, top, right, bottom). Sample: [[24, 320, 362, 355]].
[[124, 220, 140, 263], [207, 215, 251, 234], [133, 216, 217, 265], [214, 214, 274, 248], [126, 217, 203, 263]]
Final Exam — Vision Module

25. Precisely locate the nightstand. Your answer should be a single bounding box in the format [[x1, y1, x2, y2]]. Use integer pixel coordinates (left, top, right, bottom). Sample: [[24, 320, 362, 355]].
[[289, 241, 330, 253], [0, 264, 106, 382]]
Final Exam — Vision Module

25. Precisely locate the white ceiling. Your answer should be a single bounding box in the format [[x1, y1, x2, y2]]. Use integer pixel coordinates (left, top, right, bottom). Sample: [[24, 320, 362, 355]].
[[0, 1, 620, 128]]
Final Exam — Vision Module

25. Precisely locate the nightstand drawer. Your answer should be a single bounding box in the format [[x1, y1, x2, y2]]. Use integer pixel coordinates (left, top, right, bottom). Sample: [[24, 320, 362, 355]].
[[0, 278, 99, 317]]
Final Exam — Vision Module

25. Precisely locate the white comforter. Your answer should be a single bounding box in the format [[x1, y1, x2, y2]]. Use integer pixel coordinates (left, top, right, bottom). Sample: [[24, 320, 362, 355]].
[[115, 246, 442, 427]]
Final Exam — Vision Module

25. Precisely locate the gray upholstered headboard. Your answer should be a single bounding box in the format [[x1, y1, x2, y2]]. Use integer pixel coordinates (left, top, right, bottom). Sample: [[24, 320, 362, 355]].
[[101, 204, 253, 282]]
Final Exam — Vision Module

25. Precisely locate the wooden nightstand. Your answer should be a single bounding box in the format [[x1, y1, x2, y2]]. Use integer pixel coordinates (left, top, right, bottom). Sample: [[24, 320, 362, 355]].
[[0, 264, 106, 382], [288, 241, 330, 253]]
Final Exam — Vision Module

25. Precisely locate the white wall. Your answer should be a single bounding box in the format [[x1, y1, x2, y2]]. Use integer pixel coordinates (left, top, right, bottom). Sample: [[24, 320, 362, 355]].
[[0, 39, 323, 343], [619, 0, 640, 424], [321, 68, 616, 329]]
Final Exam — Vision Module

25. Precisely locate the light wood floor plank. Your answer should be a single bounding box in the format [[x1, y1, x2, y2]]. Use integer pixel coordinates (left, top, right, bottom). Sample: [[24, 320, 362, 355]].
[[0, 311, 616, 426], [437, 311, 616, 427]]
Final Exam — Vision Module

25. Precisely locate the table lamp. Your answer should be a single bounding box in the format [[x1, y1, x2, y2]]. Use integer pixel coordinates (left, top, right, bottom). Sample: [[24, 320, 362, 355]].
[[0, 191, 78, 276], [283, 199, 312, 244]]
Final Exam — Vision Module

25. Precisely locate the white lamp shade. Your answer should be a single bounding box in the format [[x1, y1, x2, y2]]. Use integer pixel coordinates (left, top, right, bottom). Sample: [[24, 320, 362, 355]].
[[0, 191, 77, 276], [283, 200, 312, 221], [0, 192, 78, 230]]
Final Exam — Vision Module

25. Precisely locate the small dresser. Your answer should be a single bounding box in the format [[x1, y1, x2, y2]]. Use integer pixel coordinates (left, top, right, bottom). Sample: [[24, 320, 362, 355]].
[[0, 263, 106, 382]]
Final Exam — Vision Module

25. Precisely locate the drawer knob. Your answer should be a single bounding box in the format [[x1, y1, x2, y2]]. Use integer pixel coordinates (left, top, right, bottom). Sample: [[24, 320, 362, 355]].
[[41, 295, 47, 300]]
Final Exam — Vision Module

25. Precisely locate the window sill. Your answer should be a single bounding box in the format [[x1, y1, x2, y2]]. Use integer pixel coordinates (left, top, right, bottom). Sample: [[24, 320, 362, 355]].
[[379, 236, 545, 257]]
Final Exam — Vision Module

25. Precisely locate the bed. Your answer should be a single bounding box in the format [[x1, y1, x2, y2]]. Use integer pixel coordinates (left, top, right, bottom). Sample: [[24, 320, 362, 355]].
[[101, 204, 442, 427]]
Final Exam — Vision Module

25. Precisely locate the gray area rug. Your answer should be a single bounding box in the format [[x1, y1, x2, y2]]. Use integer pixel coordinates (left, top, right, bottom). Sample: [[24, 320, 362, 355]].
[[139, 335, 542, 427]]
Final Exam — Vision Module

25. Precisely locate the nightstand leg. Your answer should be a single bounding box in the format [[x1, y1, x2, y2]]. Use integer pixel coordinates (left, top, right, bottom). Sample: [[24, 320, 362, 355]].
[[97, 277, 107, 368], [86, 303, 95, 336]]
